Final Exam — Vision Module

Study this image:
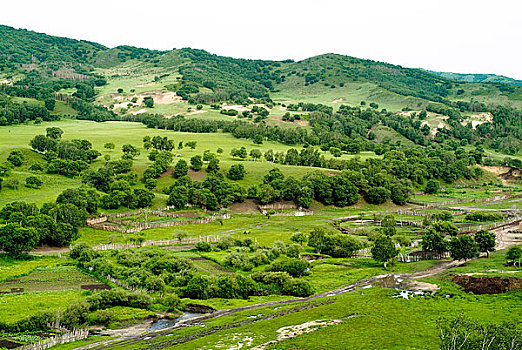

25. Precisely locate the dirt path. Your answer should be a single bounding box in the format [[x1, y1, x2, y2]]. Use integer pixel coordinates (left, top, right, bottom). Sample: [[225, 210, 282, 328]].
[[78, 257, 468, 349]]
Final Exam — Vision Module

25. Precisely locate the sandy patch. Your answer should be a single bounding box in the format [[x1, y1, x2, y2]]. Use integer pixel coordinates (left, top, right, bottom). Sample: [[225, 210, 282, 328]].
[[333, 98, 345, 103], [461, 112, 492, 130], [251, 319, 342, 349], [136, 82, 156, 88], [401, 280, 439, 292], [222, 105, 249, 112], [207, 333, 254, 349], [0, 79, 12, 85], [132, 108, 148, 115], [113, 102, 133, 109], [187, 109, 206, 116]]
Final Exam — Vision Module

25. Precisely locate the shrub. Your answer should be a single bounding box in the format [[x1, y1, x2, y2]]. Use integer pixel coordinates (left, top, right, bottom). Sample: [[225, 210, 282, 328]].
[[266, 258, 310, 277], [195, 241, 212, 252]]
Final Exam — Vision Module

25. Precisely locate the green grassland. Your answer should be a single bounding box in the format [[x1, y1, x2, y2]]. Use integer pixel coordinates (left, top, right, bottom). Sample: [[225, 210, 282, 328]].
[[0, 119, 379, 207]]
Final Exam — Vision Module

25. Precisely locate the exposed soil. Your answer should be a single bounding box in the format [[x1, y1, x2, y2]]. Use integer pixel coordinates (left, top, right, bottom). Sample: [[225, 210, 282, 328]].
[[228, 199, 259, 214], [452, 275, 522, 294], [185, 303, 217, 313]]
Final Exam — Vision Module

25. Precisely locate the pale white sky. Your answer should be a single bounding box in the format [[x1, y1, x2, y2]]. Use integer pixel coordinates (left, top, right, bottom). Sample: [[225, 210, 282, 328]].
[[1, 0, 521, 79]]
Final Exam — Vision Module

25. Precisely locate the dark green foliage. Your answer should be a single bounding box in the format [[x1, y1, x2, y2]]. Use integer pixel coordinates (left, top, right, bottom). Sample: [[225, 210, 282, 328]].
[[371, 235, 398, 266], [421, 229, 447, 256], [266, 258, 310, 277], [174, 159, 188, 178], [425, 179, 440, 194], [308, 228, 362, 257], [195, 241, 212, 252], [227, 164, 246, 180], [190, 155, 203, 171], [433, 221, 459, 236], [25, 175, 43, 188], [0, 223, 39, 257], [7, 150, 25, 167], [449, 235, 479, 261], [474, 230, 496, 257]]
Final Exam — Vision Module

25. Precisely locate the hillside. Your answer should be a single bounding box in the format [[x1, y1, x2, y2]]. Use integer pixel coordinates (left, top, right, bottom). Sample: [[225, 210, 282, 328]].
[[432, 71, 522, 87]]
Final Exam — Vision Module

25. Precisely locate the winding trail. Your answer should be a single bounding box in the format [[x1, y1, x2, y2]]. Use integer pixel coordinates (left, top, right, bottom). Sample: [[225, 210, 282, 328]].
[[75, 259, 465, 350]]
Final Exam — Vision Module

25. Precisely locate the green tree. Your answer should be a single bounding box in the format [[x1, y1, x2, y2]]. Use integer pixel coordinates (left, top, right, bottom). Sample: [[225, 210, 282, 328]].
[[474, 230, 496, 258], [421, 229, 447, 256], [121, 144, 140, 159], [143, 96, 154, 108], [425, 179, 440, 194], [0, 223, 39, 257], [7, 150, 25, 167], [371, 235, 398, 267], [185, 141, 197, 149], [380, 214, 397, 236], [227, 164, 246, 180], [250, 149, 262, 161], [173, 159, 188, 178], [190, 155, 203, 171], [104, 142, 115, 151], [206, 158, 220, 173], [434, 221, 459, 236], [25, 176, 43, 189], [449, 235, 479, 261], [506, 246, 521, 265], [46, 127, 63, 139], [290, 232, 307, 247], [329, 147, 342, 157], [44, 98, 56, 111]]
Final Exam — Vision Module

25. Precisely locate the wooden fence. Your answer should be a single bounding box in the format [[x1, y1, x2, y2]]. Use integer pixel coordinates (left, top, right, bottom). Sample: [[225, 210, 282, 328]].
[[93, 234, 220, 251], [87, 213, 230, 233], [18, 329, 89, 350]]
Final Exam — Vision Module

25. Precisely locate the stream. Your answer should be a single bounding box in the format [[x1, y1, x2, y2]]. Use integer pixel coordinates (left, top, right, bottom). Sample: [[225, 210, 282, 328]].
[[148, 312, 204, 332]]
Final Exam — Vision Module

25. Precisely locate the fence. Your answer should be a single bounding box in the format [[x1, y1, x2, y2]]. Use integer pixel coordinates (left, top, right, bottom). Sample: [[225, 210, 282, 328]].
[[261, 210, 314, 217], [408, 194, 522, 209], [18, 329, 89, 350], [93, 234, 220, 250], [87, 213, 230, 233]]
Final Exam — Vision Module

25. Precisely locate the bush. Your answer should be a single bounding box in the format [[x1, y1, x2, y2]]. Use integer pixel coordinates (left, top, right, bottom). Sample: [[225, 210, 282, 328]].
[[70, 242, 98, 262], [266, 258, 310, 277], [195, 241, 212, 252]]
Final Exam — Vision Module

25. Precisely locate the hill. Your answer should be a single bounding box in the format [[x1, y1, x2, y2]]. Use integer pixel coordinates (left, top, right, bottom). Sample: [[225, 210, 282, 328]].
[[432, 71, 522, 87]]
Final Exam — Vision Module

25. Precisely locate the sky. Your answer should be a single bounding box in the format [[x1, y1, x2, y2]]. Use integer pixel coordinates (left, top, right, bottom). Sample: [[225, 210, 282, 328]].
[[1, 0, 521, 79]]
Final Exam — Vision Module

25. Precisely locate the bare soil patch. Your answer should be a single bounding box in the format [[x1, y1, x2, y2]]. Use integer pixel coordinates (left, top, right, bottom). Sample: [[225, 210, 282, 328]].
[[453, 275, 522, 294], [228, 199, 259, 214]]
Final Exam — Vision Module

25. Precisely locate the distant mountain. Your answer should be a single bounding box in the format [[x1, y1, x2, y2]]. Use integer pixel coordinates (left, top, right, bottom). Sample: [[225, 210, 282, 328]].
[[431, 71, 522, 87], [1, 24, 522, 109]]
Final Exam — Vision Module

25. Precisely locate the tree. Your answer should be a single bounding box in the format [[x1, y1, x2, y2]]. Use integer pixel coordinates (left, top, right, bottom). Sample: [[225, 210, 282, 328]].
[[122, 144, 140, 159], [173, 230, 188, 244], [425, 180, 440, 194], [421, 229, 447, 256], [144, 178, 157, 190], [190, 155, 203, 171], [167, 186, 189, 209], [143, 96, 154, 108], [185, 141, 197, 150], [371, 235, 398, 267], [44, 98, 55, 111], [231, 147, 247, 159], [449, 235, 479, 261], [173, 159, 188, 178], [434, 221, 459, 236], [250, 149, 262, 161], [290, 232, 307, 247], [474, 230, 496, 258], [216, 147, 223, 154], [0, 223, 39, 257], [227, 164, 246, 180], [253, 134, 263, 145], [381, 214, 397, 236], [308, 228, 327, 254], [104, 142, 115, 151], [329, 147, 342, 157], [25, 176, 43, 189], [206, 158, 220, 173], [7, 150, 25, 167], [366, 186, 391, 204], [506, 246, 522, 265], [46, 127, 63, 140]]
